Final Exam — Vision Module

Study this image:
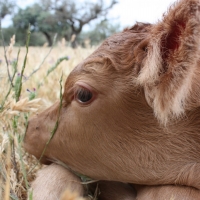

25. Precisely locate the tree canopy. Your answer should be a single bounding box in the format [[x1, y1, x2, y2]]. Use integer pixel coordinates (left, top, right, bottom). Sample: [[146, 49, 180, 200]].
[[1, 0, 121, 47], [13, 3, 69, 46]]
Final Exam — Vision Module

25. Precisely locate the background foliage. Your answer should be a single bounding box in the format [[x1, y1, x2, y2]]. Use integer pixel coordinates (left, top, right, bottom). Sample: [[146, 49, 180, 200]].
[[1, 0, 121, 47]]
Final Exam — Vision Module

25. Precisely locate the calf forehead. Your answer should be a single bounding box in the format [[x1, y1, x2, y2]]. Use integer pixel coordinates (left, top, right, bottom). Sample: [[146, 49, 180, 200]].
[[65, 23, 151, 91], [99, 23, 151, 51], [75, 25, 150, 74], [91, 25, 150, 59]]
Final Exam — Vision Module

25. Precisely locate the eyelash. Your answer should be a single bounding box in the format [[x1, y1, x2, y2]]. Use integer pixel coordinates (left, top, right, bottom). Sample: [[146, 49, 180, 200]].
[[74, 86, 93, 104]]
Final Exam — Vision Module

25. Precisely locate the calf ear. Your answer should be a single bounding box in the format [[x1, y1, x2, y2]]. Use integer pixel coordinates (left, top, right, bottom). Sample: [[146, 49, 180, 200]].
[[137, 0, 200, 125]]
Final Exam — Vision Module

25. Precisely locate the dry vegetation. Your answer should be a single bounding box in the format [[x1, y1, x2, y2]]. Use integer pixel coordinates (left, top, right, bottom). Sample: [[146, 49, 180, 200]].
[[0, 35, 96, 200]]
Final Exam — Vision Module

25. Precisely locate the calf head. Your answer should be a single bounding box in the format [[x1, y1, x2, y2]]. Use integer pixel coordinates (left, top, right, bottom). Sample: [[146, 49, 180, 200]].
[[24, 0, 200, 187]]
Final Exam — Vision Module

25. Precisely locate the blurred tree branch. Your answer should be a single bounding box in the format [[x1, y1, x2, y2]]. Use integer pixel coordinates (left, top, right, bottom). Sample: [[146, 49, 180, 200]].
[[42, 0, 118, 47], [0, 0, 15, 19]]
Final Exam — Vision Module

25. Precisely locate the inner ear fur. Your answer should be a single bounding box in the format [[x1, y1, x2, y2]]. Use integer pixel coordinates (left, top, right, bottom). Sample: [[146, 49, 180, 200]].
[[137, 0, 200, 125]]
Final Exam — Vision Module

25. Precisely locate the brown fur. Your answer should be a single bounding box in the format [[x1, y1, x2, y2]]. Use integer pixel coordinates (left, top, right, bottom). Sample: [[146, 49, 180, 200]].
[[24, 0, 200, 199], [89, 181, 137, 200], [135, 185, 200, 200], [30, 164, 84, 200], [31, 164, 137, 200]]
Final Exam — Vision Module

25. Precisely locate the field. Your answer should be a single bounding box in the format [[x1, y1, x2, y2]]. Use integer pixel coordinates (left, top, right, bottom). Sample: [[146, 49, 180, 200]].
[[0, 36, 96, 199]]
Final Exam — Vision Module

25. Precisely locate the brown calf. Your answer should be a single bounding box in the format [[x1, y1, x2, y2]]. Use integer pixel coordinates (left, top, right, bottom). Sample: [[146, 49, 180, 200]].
[[24, 0, 200, 199]]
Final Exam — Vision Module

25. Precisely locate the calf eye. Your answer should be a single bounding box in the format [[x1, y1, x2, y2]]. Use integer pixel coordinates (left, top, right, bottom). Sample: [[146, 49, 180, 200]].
[[76, 87, 93, 104]]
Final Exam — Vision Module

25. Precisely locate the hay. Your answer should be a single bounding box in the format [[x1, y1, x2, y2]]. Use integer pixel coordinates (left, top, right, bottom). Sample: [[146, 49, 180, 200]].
[[0, 40, 95, 199]]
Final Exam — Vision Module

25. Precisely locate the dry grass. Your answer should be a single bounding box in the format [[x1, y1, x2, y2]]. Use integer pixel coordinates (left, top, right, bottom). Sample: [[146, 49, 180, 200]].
[[0, 38, 96, 199]]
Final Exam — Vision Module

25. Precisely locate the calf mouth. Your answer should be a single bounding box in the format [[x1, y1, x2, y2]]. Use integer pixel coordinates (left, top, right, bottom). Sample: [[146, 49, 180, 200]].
[[39, 155, 53, 165], [23, 140, 52, 165], [23, 129, 53, 165], [23, 116, 57, 165]]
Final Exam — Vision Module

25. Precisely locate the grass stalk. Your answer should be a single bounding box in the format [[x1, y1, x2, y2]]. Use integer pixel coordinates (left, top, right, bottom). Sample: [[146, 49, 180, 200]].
[[46, 56, 69, 77], [15, 28, 31, 102], [18, 137, 29, 190], [39, 73, 63, 160], [0, 21, 13, 87], [29, 73, 63, 173], [0, 49, 20, 112], [26, 34, 57, 80], [4, 143, 11, 200]]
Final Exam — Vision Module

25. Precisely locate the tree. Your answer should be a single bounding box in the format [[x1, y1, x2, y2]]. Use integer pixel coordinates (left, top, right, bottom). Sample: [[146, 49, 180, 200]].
[[12, 3, 69, 46], [41, 0, 118, 47], [10, 0, 118, 46], [0, 0, 15, 19], [80, 19, 121, 46], [2, 26, 46, 46]]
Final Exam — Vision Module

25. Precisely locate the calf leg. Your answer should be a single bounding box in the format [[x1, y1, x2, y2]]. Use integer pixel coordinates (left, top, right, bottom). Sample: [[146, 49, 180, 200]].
[[136, 185, 200, 200], [30, 163, 85, 200], [89, 181, 137, 200], [30, 164, 200, 200]]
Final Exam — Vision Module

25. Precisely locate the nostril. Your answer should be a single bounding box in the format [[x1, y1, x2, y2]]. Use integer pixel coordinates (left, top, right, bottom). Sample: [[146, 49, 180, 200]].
[[36, 126, 39, 130]]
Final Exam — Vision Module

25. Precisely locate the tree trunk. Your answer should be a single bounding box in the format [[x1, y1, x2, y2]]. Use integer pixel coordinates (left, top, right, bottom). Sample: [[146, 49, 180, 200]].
[[42, 31, 53, 46]]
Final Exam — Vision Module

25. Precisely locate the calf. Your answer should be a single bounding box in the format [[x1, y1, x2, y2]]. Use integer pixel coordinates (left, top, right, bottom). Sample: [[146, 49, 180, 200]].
[[24, 0, 200, 199]]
